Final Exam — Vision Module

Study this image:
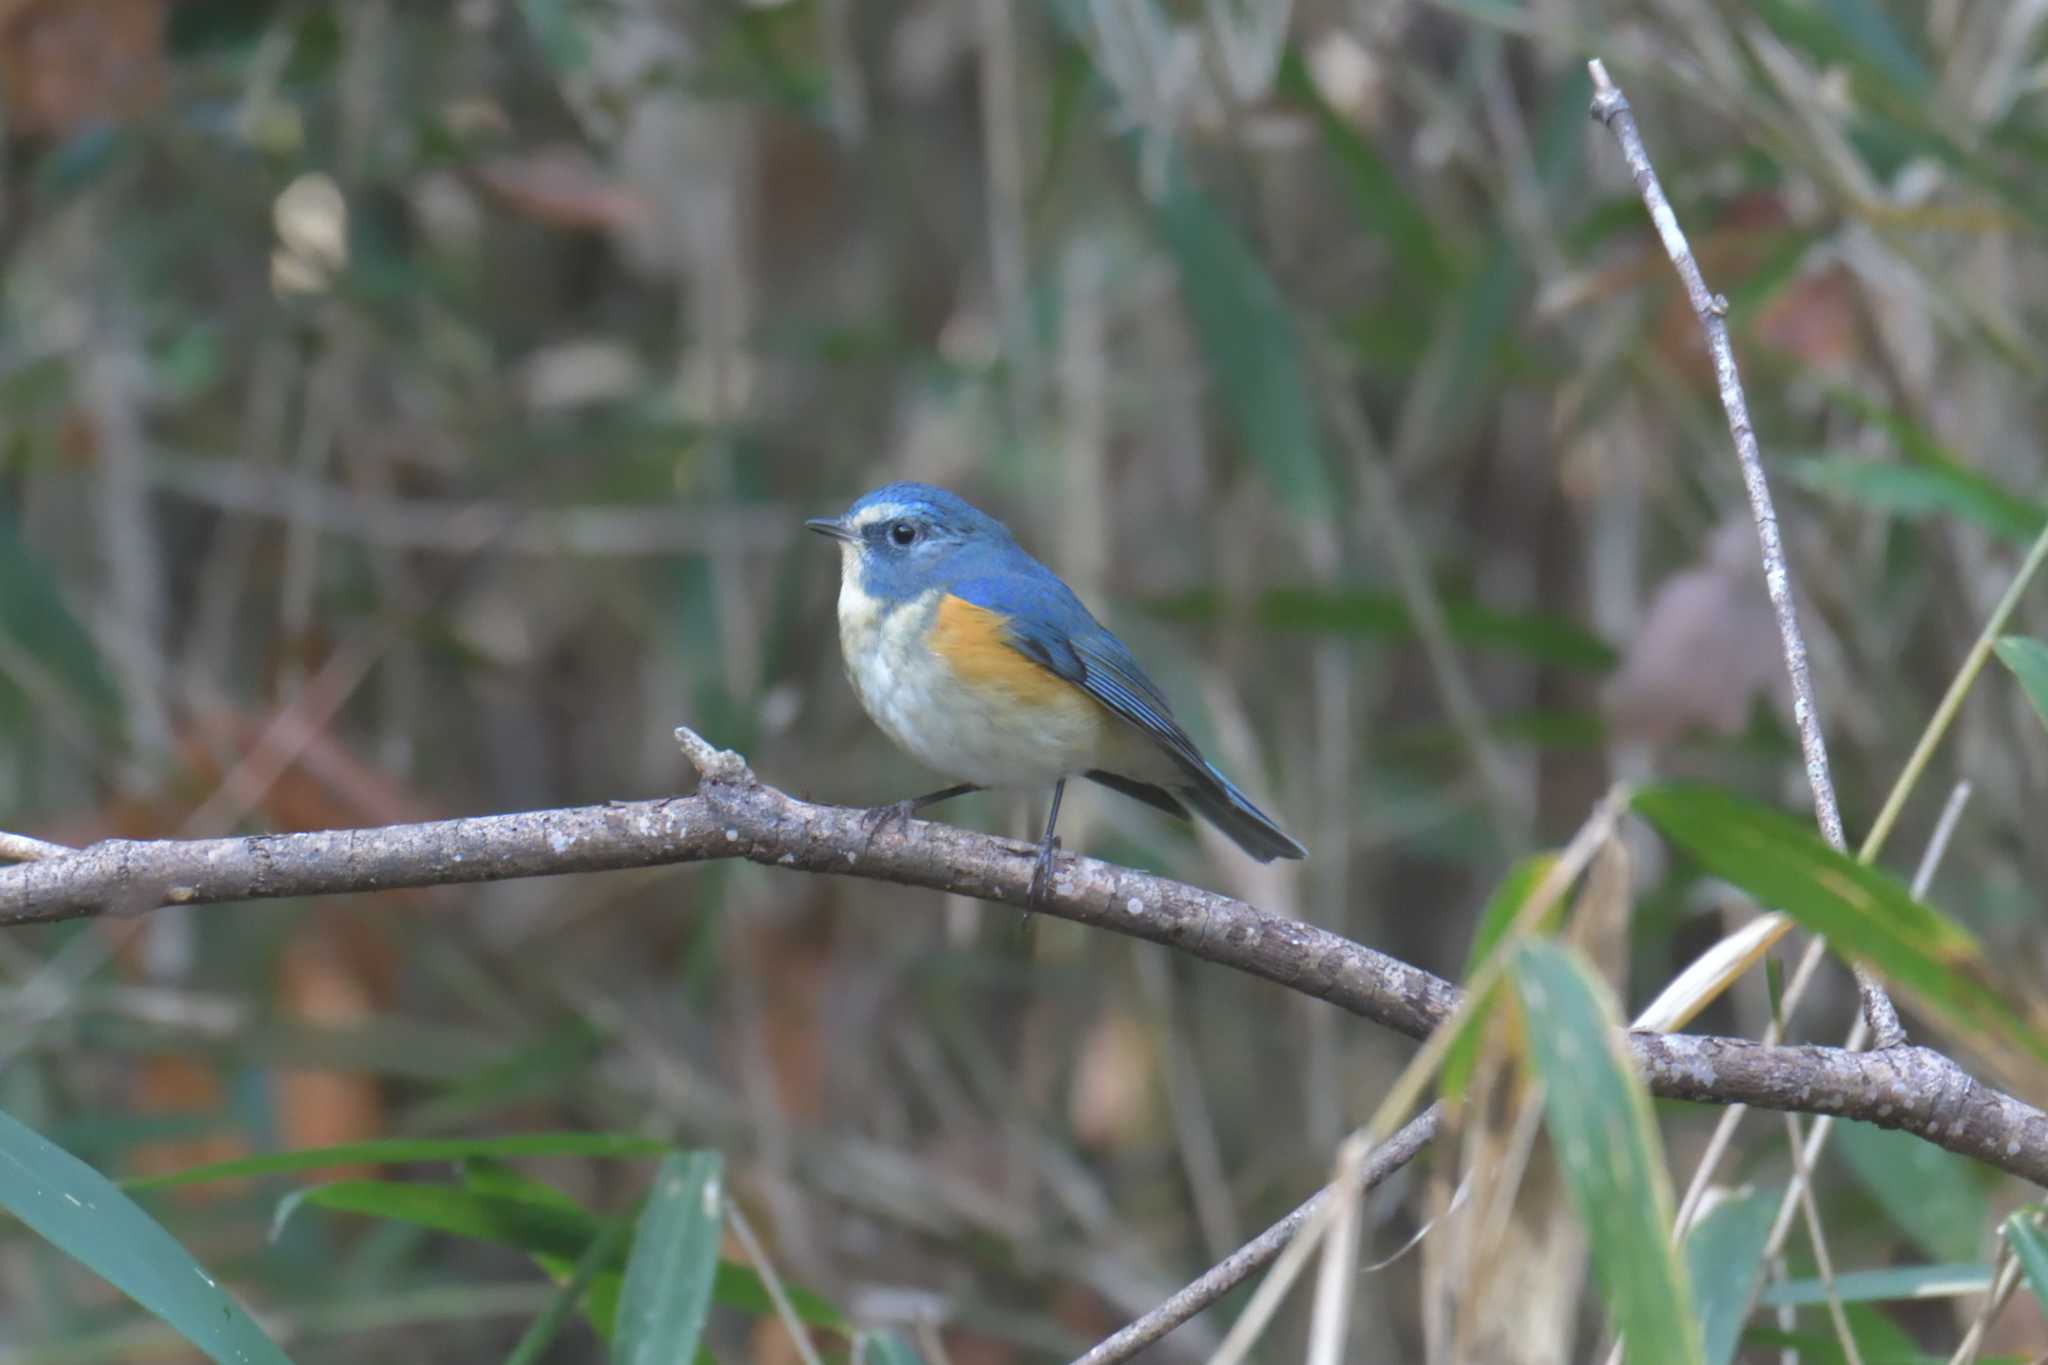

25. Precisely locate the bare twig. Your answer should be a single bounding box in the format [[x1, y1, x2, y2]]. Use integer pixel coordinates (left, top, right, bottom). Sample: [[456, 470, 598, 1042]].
[[1305, 1132, 1370, 1365], [1586, 57, 1905, 1049], [1782, 1109, 1864, 1365], [1751, 783, 1974, 1301], [726, 1199, 827, 1365], [1071, 1109, 1442, 1365], [1, 728, 2044, 1190], [1948, 1234, 2025, 1365]]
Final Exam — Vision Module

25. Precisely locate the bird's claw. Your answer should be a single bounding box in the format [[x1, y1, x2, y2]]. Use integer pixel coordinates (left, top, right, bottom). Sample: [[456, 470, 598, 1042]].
[[1027, 835, 1062, 910], [862, 799, 918, 853]]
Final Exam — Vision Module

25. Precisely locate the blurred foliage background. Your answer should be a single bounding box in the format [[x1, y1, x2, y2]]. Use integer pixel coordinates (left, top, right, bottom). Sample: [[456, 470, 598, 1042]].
[[3, 0, 2048, 1359]]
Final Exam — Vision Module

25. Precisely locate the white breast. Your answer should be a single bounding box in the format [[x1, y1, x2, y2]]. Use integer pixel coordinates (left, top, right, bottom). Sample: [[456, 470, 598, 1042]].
[[835, 574, 1109, 790]]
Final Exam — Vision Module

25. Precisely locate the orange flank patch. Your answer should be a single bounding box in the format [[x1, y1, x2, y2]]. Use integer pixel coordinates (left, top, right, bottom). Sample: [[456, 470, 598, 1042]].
[[930, 595, 1075, 704]]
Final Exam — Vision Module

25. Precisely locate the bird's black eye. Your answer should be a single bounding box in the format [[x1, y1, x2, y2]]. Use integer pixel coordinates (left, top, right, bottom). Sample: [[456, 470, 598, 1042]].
[[890, 521, 918, 547]]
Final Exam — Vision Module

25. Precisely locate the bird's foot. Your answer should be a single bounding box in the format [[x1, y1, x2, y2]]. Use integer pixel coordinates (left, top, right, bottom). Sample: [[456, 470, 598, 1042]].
[[861, 798, 919, 853], [1027, 834, 1062, 910]]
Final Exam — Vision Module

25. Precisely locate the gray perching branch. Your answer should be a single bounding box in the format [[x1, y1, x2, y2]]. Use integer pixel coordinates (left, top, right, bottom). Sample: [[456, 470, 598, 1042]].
[[1, 727, 2043, 1191]]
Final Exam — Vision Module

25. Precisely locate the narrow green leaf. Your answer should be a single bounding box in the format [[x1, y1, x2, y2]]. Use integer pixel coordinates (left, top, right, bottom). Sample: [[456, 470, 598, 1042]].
[[863, 1332, 927, 1365], [0, 1105, 292, 1365], [1464, 854, 1563, 977], [0, 494, 120, 729], [2004, 1211, 2048, 1318], [1835, 1121, 1987, 1263], [127, 1131, 669, 1191], [463, 1156, 589, 1210], [1757, 1262, 1991, 1306], [1996, 637, 2048, 734], [615, 1151, 725, 1365], [503, 1216, 632, 1365], [1817, 0, 1931, 94], [1683, 1186, 1779, 1365], [516, 0, 588, 70], [1747, 1301, 1967, 1362], [1744, 0, 1928, 99], [462, 1157, 623, 1340], [1788, 454, 2045, 545], [1635, 783, 2048, 1073], [1442, 854, 1560, 1101], [271, 1177, 843, 1329], [273, 1179, 597, 1256], [1153, 170, 1335, 521], [1276, 51, 1456, 295], [1742, 1324, 2026, 1365], [1510, 940, 1704, 1365]]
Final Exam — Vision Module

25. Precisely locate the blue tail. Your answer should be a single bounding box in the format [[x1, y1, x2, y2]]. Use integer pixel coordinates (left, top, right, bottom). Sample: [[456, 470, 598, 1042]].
[[1085, 766, 1304, 861], [1178, 765, 1307, 862]]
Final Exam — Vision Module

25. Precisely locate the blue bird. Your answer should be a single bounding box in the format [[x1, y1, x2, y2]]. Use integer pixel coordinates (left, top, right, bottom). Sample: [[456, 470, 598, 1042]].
[[807, 482, 1305, 902]]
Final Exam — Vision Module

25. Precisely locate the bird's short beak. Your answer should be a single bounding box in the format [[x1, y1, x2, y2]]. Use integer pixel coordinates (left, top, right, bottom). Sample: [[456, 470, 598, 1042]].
[[805, 516, 855, 544]]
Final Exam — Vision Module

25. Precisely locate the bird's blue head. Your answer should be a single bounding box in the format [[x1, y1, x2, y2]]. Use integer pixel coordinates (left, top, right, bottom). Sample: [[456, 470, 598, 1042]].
[[806, 482, 1017, 604]]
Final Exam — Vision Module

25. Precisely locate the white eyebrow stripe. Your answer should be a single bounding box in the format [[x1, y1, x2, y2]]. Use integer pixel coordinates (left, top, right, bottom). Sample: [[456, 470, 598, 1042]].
[[848, 503, 914, 531]]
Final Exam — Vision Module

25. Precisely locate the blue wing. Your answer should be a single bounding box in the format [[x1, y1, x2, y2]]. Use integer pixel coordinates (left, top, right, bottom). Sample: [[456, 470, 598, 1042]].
[[946, 570, 1208, 775], [947, 563, 1307, 862]]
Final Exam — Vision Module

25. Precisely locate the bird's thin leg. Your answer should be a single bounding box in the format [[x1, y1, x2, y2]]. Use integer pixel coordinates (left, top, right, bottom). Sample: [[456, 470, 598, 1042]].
[[864, 783, 982, 848], [1028, 779, 1066, 908]]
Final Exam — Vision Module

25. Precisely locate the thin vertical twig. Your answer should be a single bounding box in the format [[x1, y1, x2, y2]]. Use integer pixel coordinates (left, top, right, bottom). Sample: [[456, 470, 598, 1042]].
[[1664, 521, 2048, 1219], [1067, 1107, 1442, 1365], [1782, 1108, 1865, 1365], [1752, 782, 1974, 1257], [1304, 1134, 1370, 1365], [1585, 58, 1904, 1048], [727, 1199, 828, 1365], [1947, 1235, 2025, 1365]]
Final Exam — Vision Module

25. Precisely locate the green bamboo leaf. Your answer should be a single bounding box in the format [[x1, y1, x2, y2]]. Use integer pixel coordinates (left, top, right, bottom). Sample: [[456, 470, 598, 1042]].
[[1744, 0, 1928, 99], [1835, 1121, 1987, 1263], [615, 1151, 725, 1365], [1788, 455, 2044, 545], [1817, 0, 1931, 93], [271, 1178, 844, 1329], [1996, 636, 2048, 734], [0, 495, 119, 732], [1757, 1262, 1991, 1306], [1745, 1302, 1973, 1362], [1442, 854, 1558, 1101], [2005, 1210, 2048, 1318], [1683, 1186, 1779, 1365], [462, 1157, 623, 1340], [1464, 854, 1563, 976], [1509, 939, 1704, 1365], [272, 1179, 597, 1256], [1153, 170, 1335, 521], [863, 1332, 927, 1365], [516, 0, 588, 71], [1635, 783, 2048, 1074], [1275, 51, 1456, 296], [503, 1216, 631, 1365], [127, 1131, 669, 1191], [0, 1105, 292, 1365]]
